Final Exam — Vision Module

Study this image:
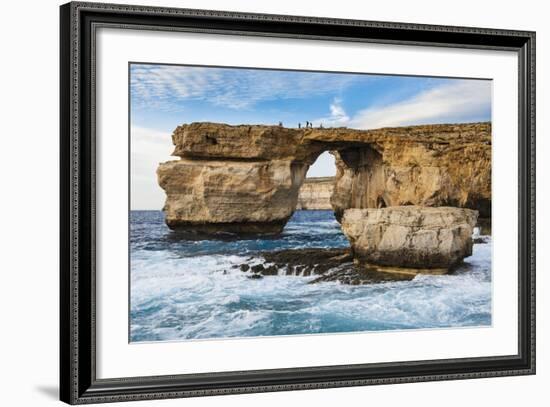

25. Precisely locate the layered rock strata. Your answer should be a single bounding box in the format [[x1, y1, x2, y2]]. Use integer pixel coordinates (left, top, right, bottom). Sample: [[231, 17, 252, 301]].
[[341, 206, 478, 270], [157, 159, 307, 235], [157, 122, 491, 234], [296, 177, 335, 210]]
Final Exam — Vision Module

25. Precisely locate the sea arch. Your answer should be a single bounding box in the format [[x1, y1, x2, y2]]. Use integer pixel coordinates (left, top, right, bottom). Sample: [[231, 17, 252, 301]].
[[157, 122, 491, 235]]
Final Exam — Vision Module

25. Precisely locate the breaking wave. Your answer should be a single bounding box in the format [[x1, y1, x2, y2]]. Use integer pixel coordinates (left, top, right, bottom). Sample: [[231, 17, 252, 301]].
[[130, 210, 491, 342]]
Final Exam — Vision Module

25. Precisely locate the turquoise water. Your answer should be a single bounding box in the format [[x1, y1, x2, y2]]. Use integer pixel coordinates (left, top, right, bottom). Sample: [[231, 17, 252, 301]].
[[130, 210, 492, 342]]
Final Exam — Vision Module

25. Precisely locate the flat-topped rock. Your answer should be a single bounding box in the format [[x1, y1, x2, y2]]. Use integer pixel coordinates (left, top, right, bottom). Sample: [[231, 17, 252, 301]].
[[171, 121, 490, 161], [171, 122, 308, 161], [341, 206, 478, 269]]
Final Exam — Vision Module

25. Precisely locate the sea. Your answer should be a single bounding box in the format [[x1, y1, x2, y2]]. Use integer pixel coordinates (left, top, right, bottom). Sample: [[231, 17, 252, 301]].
[[130, 210, 492, 342]]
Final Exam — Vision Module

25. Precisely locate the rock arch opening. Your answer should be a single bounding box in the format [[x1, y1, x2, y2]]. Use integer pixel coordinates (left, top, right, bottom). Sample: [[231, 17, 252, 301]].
[[294, 144, 386, 221], [295, 152, 337, 211]]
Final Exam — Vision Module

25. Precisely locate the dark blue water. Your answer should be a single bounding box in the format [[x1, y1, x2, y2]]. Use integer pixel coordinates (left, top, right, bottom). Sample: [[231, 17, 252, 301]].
[[130, 210, 492, 342], [130, 210, 349, 256]]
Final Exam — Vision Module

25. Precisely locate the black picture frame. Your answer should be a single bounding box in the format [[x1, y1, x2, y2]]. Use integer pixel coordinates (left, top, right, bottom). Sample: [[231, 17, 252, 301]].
[[60, 1, 536, 404]]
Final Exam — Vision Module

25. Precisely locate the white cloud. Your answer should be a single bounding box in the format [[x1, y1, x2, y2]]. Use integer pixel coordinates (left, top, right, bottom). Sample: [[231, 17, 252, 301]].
[[349, 80, 492, 129], [130, 126, 174, 210], [312, 97, 350, 128], [312, 80, 491, 130], [131, 65, 357, 111]]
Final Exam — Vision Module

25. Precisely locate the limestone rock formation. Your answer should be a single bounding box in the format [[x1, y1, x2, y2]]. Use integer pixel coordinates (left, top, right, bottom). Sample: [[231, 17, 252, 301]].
[[330, 126, 491, 221], [157, 158, 307, 234], [158, 122, 491, 234], [296, 177, 335, 210], [171, 122, 312, 161], [341, 206, 478, 269]]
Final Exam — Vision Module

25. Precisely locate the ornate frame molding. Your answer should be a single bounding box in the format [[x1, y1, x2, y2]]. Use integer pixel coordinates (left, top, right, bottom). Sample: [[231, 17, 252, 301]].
[[60, 2, 535, 404]]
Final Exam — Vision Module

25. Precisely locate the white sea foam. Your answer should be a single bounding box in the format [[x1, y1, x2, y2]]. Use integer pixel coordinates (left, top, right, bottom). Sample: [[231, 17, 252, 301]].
[[130, 211, 492, 342], [130, 239, 492, 341]]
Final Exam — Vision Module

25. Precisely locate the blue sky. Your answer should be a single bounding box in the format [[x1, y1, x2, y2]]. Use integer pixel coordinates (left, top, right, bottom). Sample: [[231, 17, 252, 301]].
[[130, 63, 491, 209]]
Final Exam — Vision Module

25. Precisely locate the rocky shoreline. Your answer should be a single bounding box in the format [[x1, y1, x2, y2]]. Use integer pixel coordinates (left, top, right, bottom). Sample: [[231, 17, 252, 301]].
[[233, 246, 483, 285], [231, 207, 486, 285], [233, 242, 496, 285]]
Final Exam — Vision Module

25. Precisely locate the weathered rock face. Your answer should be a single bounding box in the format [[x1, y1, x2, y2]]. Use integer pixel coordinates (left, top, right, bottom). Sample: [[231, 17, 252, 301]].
[[157, 158, 307, 234], [341, 206, 478, 269], [171, 123, 316, 161], [158, 122, 490, 234], [296, 177, 335, 210], [330, 127, 492, 220]]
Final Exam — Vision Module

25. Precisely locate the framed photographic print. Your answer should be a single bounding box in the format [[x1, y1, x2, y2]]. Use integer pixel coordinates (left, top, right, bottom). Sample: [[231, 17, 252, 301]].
[[60, 1, 536, 404]]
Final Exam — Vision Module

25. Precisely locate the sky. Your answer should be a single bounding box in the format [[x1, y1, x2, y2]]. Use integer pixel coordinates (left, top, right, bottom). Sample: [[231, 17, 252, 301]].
[[130, 63, 492, 210]]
